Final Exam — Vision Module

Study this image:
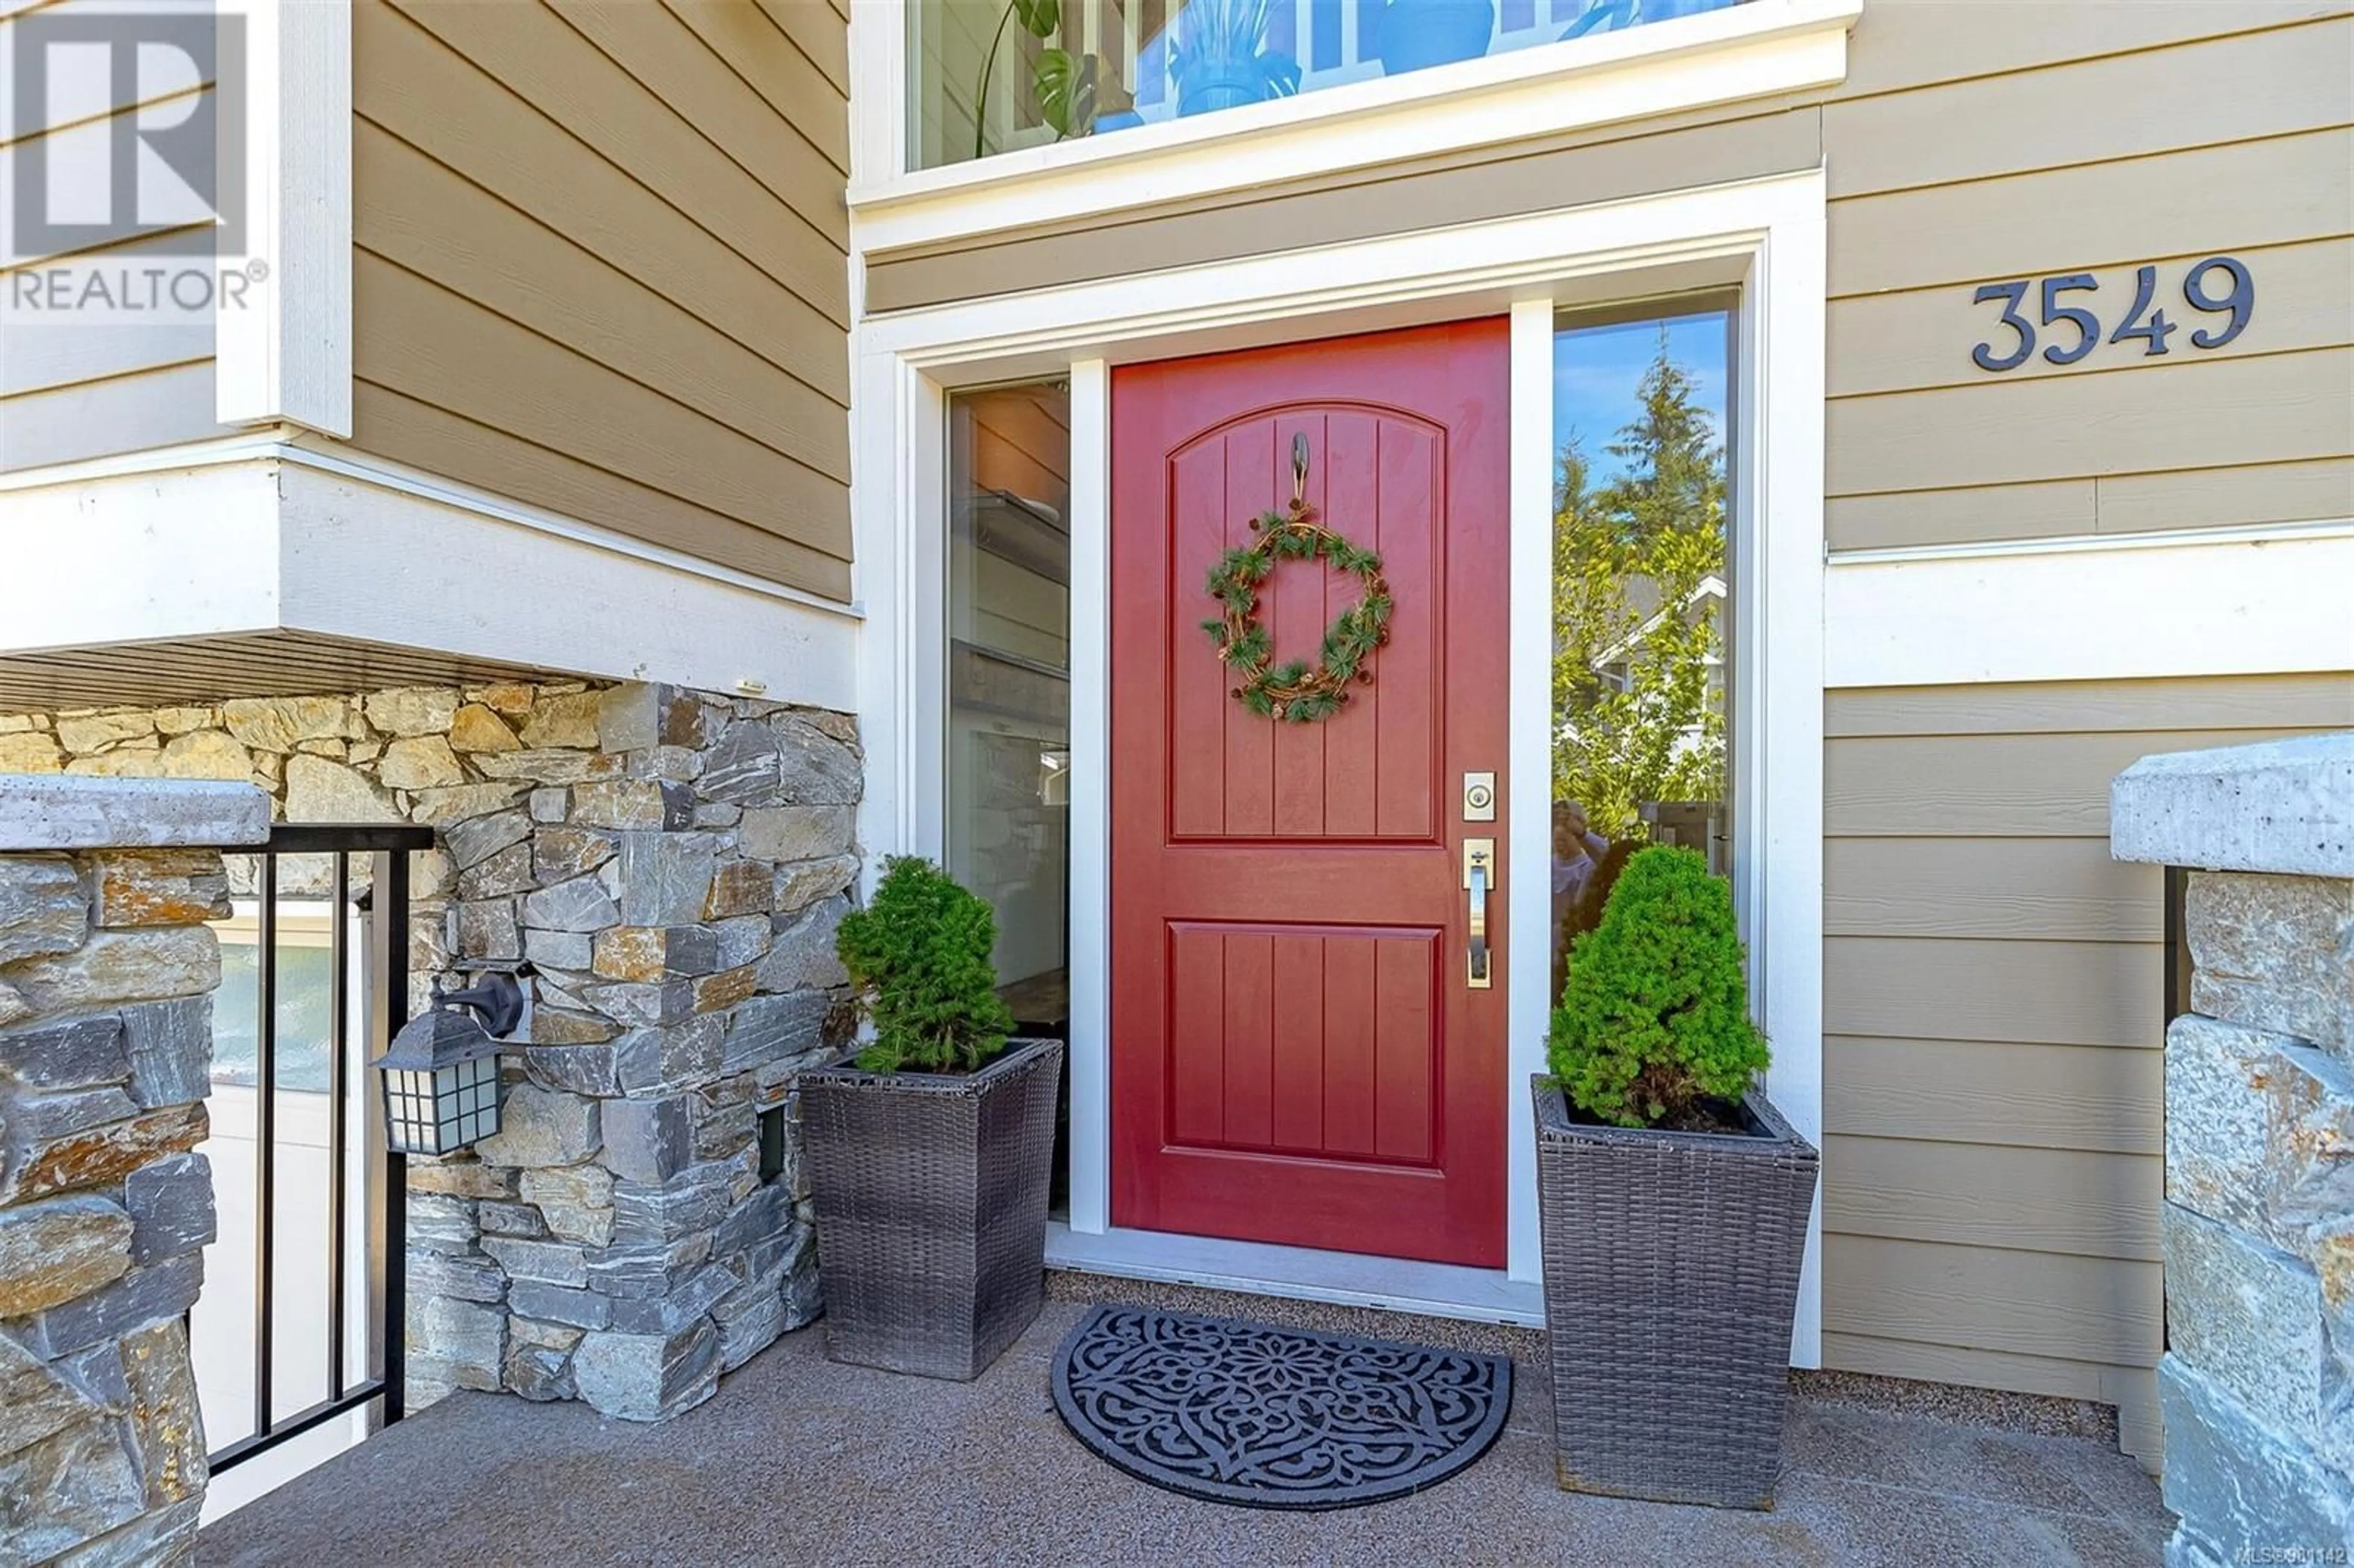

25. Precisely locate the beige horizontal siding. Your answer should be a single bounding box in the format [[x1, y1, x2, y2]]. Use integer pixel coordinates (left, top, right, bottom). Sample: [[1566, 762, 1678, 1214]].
[[357, 253, 847, 551], [335, 382, 850, 599], [1819, 1331, 2163, 1461], [1822, 16, 2353, 199], [1830, 0, 2342, 101], [1827, 129, 2353, 301], [1825, 839, 2160, 941], [1825, 726, 2303, 836], [354, 126, 847, 479], [1825, 1038, 2162, 1157], [1826, 671, 2354, 736], [550, 1, 845, 248], [1824, 15, 2353, 554], [747, 0, 848, 94], [1821, 673, 2351, 1461], [665, 0, 848, 172], [343, 0, 849, 599], [1825, 1136, 2161, 1261], [2094, 458, 2354, 536], [389, 0, 843, 313], [1824, 1236, 2162, 1366], [0, 361, 226, 472], [1827, 937, 2161, 1049], [1828, 237, 2354, 400], [1825, 480, 2095, 553], [1829, 458, 2354, 553], [1827, 348, 2353, 497], [0, 0, 227, 471], [0, 228, 215, 401]]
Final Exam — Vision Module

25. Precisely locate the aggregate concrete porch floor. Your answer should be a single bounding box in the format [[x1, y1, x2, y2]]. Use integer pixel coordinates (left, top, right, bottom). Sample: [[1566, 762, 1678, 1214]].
[[202, 1296, 2171, 1568]]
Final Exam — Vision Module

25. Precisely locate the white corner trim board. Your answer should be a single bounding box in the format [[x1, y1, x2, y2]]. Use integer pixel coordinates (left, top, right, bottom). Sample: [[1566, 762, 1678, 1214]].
[[846, 0, 1858, 255], [852, 169, 1829, 1360], [844, 0, 902, 191], [1825, 525, 2354, 688], [214, 0, 352, 437]]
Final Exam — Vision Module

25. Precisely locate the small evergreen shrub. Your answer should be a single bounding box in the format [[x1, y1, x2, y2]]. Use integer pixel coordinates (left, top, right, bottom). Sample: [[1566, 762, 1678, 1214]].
[[834, 856, 1016, 1075], [1547, 844, 1769, 1128]]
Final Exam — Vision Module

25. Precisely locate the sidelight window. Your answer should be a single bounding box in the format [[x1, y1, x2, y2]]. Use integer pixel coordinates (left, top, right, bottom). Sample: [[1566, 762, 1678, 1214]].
[[1548, 302, 1735, 1003], [946, 380, 1073, 1033]]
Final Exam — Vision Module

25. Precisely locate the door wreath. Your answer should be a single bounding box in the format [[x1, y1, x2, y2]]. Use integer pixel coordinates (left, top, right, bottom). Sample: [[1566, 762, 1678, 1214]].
[[1200, 438, 1392, 723]]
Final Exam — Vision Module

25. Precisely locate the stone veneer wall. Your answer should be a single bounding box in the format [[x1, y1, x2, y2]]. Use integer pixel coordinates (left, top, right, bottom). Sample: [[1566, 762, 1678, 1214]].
[[0, 680, 864, 1421], [0, 776, 272, 1566], [2112, 735, 2354, 1567]]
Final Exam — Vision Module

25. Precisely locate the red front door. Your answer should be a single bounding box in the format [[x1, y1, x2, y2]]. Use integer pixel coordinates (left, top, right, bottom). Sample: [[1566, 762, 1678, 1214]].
[[1110, 319, 1510, 1268]]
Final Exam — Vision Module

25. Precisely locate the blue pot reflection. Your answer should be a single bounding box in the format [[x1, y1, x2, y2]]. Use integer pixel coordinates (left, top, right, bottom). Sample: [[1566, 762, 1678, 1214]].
[[1379, 0, 1496, 75]]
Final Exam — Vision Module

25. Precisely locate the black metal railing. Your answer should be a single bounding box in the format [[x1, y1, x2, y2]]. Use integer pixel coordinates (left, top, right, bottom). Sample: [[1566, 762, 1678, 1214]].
[[201, 823, 435, 1473], [2163, 864, 2192, 1030]]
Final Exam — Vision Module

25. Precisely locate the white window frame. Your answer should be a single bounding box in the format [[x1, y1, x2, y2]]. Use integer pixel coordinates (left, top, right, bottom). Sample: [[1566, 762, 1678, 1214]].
[[847, 0, 1859, 253], [853, 169, 1827, 1361]]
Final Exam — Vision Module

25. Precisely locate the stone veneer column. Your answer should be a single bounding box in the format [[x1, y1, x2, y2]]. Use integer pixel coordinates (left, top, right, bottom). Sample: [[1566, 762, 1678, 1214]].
[[0, 775, 270, 1566], [2112, 734, 2354, 1567], [0, 679, 861, 1425], [404, 682, 859, 1420]]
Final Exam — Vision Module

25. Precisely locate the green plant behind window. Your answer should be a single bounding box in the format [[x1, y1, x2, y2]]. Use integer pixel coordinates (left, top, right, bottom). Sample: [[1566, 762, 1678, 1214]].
[[836, 856, 1016, 1075], [1547, 844, 1767, 1128], [973, 0, 1095, 161]]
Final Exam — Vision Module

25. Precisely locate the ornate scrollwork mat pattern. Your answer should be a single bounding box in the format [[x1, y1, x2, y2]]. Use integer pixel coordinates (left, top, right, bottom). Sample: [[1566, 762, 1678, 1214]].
[[1049, 1304, 1514, 1510]]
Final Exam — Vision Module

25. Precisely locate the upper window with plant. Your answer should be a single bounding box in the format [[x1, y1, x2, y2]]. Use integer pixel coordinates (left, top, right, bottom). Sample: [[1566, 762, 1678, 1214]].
[[907, 0, 1753, 173]]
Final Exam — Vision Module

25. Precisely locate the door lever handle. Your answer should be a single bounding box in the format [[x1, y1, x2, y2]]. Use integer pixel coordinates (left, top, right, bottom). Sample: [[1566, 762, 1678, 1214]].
[[1463, 838, 1495, 989]]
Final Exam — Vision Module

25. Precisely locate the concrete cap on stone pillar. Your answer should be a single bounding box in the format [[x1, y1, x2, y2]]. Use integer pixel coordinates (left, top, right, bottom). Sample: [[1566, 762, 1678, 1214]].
[[0, 775, 271, 851], [2111, 733, 2354, 876]]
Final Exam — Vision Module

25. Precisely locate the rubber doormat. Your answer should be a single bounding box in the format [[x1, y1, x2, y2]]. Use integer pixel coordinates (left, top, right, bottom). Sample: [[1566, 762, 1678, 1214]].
[[1050, 1303, 1512, 1510]]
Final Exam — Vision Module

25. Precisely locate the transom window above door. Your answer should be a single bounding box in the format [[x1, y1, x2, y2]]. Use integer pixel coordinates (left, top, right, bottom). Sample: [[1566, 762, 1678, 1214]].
[[908, 0, 1749, 171]]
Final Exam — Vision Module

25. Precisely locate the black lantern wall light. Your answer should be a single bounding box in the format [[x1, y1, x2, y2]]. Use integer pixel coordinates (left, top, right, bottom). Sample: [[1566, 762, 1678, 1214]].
[[375, 972, 525, 1155]]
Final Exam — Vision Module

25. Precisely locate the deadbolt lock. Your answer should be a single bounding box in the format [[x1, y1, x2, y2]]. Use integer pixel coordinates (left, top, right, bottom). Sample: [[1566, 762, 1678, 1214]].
[[1462, 771, 1496, 823]]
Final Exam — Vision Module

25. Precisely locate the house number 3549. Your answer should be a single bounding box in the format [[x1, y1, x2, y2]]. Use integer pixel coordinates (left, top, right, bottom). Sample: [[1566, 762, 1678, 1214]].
[[1970, 257, 2254, 373]]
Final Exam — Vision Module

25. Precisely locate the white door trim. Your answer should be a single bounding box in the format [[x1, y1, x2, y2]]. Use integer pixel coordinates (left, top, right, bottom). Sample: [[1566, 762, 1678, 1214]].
[[854, 169, 1827, 1357]]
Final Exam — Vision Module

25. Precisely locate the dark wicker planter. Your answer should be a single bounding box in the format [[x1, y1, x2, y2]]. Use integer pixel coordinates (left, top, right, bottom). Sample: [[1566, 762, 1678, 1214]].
[[1532, 1076, 1819, 1510], [802, 1038, 1064, 1380]]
